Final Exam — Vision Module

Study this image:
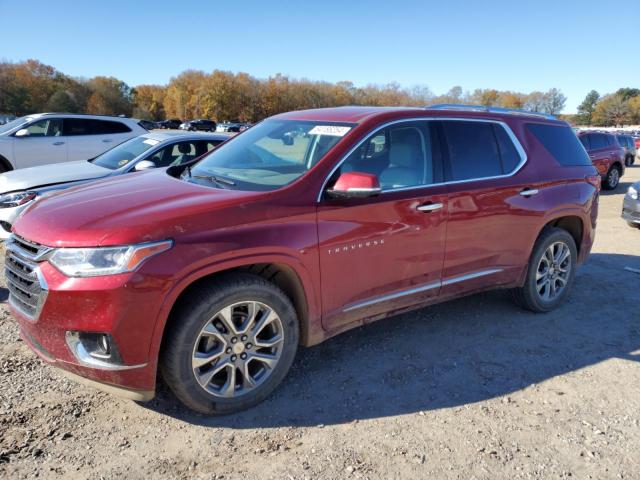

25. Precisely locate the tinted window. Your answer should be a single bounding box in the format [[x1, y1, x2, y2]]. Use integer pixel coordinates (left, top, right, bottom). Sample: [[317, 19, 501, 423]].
[[339, 121, 438, 190], [493, 125, 521, 173], [440, 121, 503, 181], [24, 118, 63, 137], [579, 135, 590, 149], [589, 134, 607, 149], [528, 124, 591, 166], [92, 120, 131, 134], [64, 118, 131, 135]]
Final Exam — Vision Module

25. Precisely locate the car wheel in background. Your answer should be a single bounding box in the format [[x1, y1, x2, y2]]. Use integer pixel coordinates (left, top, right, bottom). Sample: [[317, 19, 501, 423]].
[[160, 273, 299, 415], [603, 165, 621, 190], [512, 227, 577, 313]]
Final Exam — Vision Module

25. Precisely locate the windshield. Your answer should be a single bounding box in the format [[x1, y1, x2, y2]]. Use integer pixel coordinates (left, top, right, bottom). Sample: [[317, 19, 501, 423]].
[[92, 136, 160, 170], [185, 119, 354, 191], [0, 116, 32, 135]]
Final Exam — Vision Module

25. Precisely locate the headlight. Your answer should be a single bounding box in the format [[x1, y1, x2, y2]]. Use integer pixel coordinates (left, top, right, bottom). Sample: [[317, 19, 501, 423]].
[[0, 191, 36, 208], [628, 185, 638, 200], [48, 240, 172, 277]]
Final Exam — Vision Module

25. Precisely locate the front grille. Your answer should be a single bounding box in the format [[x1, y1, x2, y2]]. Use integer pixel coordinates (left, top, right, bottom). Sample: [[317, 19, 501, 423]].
[[4, 235, 50, 319]]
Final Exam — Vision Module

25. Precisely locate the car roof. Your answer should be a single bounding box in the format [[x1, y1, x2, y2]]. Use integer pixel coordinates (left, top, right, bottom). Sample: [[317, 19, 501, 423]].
[[142, 131, 233, 142], [272, 105, 562, 125]]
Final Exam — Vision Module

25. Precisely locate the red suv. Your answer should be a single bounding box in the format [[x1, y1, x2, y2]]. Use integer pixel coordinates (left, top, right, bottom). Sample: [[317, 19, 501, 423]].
[[578, 131, 626, 190], [6, 105, 600, 414]]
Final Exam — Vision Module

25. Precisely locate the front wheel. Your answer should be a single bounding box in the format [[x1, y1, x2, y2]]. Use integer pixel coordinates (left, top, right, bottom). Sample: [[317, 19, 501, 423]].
[[160, 274, 299, 415], [603, 165, 621, 190], [512, 227, 577, 313]]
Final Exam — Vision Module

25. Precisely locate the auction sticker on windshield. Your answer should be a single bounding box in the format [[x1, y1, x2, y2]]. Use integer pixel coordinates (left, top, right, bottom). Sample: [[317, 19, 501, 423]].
[[309, 125, 351, 137]]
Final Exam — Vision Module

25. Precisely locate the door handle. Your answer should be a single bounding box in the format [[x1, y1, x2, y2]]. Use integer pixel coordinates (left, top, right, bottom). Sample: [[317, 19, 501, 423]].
[[519, 188, 539, 197], [417, 203, 444, 212], [589, 154, 595, 159], [102, 139, 113, 143], [52, 141, 65, 146]]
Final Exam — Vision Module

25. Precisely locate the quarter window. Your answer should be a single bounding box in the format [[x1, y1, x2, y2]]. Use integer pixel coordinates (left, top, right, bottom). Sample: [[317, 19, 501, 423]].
[[528, 124, 591, 166]]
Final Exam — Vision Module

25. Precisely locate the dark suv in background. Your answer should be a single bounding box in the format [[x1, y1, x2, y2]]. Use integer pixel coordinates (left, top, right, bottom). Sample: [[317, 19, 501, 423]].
[[616, 134, 637, 166], [578, 131, 625, 189], [7, 105, 600, 414], [181, 119, 217, 132]]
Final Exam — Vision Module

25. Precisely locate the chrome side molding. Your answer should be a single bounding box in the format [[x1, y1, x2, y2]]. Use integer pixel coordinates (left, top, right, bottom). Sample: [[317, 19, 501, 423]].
[[343, 268, 503, 313]]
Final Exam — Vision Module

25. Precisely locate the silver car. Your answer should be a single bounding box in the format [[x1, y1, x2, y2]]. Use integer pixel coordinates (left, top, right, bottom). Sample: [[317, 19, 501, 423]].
[[622, 181, 640, 229], [0, 131, 231, 239]]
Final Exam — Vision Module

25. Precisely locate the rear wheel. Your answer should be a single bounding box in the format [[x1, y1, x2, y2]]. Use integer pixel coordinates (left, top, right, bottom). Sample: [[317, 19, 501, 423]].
[[603, 165, 621, 190], [160, 273, 299, 415], [512, 227, 577, 313]]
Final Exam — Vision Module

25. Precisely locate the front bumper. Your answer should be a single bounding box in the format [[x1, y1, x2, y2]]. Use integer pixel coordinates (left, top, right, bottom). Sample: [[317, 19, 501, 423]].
[[0, 202, 30, 240], [7, 247, 168, 398], [622, 194, 640, 226]]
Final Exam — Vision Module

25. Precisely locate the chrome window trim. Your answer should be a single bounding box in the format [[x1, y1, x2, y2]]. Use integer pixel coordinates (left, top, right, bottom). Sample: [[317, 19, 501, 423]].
[[317, 117, 528, 202], [342, 268, 503, 313]]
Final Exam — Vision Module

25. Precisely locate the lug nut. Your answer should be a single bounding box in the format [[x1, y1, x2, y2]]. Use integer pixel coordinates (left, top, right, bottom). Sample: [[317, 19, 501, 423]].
[[240, 353, 247, 360], [241, 335, 247, 341], [231, 337, 238, 344], [246, 343, 252, 349], [225, 347, 232, 354], [231, 354, 237, 362]]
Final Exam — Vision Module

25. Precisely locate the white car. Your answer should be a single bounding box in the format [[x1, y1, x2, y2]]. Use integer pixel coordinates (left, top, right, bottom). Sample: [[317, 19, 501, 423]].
[[0, 131, 231, 239], [0, 113, 147, 172]]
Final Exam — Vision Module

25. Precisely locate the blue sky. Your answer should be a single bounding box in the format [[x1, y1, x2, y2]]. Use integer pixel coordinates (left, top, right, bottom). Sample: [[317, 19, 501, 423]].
[[0, 0, 636, 112]]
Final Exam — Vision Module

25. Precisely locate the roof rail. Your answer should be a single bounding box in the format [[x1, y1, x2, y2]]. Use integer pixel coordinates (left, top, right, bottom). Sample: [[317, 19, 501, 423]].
[[426, 104, 556, 120]]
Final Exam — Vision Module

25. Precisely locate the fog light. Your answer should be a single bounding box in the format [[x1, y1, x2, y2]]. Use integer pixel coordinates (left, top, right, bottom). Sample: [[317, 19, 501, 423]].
[[65, 331, 125, 369]]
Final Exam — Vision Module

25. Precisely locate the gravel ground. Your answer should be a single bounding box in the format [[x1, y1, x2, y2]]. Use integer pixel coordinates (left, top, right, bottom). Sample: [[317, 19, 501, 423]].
[[1, 166, 639, 480]]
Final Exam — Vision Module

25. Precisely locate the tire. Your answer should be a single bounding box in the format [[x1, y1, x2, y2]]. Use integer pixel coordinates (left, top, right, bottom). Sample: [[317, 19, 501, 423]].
[[602, 165, 621, 190], [160, 273, 299, 415], [512, 227, 577, 313], [625, 156, 631, 167]]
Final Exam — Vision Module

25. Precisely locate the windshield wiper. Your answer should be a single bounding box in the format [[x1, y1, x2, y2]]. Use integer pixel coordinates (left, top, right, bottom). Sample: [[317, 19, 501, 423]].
[[193, 174, 236, 187]]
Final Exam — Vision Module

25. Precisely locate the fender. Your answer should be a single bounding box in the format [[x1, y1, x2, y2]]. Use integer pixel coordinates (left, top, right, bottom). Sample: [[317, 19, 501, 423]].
[[145, 250, 322, 368]]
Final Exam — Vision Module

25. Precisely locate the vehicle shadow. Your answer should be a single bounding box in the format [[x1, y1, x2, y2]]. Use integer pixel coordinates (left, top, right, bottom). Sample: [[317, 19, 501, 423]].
[[144, 252, 640, 428], [600, 180, 633, 196], [0, 287, 8, 303]]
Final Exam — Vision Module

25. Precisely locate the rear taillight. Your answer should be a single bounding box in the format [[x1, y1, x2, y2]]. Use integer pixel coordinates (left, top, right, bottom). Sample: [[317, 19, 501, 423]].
[[586, 174, 601, 191]]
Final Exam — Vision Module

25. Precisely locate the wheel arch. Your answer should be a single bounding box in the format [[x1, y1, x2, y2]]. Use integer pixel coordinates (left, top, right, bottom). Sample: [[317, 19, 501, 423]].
[[0, 154, 14, 173], [149, 255, 319, 372]]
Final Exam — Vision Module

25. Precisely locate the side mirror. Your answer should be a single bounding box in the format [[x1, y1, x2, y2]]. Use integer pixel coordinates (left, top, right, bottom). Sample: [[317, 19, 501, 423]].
[[14, 129, 29, 138], [134, 160, 156, 171], [327, 171, 381, 199]]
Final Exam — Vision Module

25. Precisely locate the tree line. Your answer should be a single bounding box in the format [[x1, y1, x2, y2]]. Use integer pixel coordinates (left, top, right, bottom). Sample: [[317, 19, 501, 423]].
[[0, 59, 586, 124], [575, 88, 640, 126]]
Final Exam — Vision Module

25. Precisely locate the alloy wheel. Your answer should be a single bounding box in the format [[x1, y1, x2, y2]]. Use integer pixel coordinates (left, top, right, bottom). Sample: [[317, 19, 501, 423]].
[[608, 168, 620, 189], [191, 301, 284, 398], [535, 241, 572, 302]]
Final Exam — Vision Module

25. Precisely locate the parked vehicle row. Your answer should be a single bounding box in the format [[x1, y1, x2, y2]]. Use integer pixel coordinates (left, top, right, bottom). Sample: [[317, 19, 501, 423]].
[[0, 131, 231, 238], [0, 113, 147, 172], [577, 131, 626, 190], [4, 104, 601, 415]]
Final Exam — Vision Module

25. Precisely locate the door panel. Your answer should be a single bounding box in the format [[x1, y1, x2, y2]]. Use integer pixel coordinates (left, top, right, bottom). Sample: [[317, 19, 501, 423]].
[[437, 119, 542, 296], [318, 187, 448, 330], [13, 118, 67, 167]]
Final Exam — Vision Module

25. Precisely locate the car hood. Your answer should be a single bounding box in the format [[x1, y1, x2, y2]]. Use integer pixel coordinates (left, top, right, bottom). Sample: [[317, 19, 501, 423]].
[[0, 160, 111, 192], [13, 169, 265, 247]]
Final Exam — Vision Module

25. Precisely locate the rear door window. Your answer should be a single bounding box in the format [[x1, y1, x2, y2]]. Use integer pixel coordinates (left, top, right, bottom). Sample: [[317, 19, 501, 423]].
[[527, 124, 592, 166], [440, 121, 510, 181], [91, 120, 131, 134]]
